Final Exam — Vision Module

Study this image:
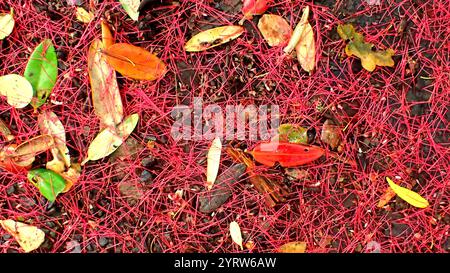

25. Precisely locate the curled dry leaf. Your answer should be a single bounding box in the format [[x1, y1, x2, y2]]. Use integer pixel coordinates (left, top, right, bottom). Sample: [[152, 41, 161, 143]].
[[206, 137, 221, 190], [185, 26, 245, 52], [13, 134, 55, 159], [0, 74, 34, 108], [283, 6, 309, 54], [60, 163, 81, 193], [119, 0, 140, 21], [240, 0, 270, 24], [229, 221, 243, 250], [320, 119, 342, 150], [0, 118, 14, 141], [38, 111, 71, 171], [386, 177, 429, 208], [103, 43, 167, 81], [251, 142, 324, 167], [28, 168, 67, 202], [278, 241, 307, 253], [295, 20, 315, 72], [24, 39, 58, 109], [258, 14, 292, 47], [81, 113, 139, 165], [75, 7, 94, 23], [377, 186, 396, 208], [0, 8, 14, 40], [101, 20, 114, 49], [0, 219, 45, 253], [88, 39, 124, 128]]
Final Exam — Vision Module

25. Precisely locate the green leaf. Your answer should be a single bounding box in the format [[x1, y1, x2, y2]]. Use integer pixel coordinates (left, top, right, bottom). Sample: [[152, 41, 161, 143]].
[[278, 124, 308, 144], [27, 168, 66, 202], [24, 39, 58, 109]]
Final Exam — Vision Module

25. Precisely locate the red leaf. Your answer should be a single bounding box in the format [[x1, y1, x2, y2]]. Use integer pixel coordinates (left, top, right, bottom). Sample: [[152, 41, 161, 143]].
[[250, 142, 324, 167], [240, 0, 270, 24]]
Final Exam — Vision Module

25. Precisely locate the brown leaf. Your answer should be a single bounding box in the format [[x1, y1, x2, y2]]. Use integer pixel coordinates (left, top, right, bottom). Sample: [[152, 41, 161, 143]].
[[60, 163, 81, 193], [102, 43, 167, 81], [320, 119, 342, 149], [257, 14, 292, 47], [0, 118, 14, 141], [88, 39, 124, 128], [13, 135, 54, 158], [278, 241, 307, 253]]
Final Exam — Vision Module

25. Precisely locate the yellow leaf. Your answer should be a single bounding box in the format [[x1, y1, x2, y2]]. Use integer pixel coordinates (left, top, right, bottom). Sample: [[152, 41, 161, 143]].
[[278, 241, 307, 253], [283, 6, 309, 54], [82, 114, 139, 165], [229, 221, 243, 250], [185, 26, 245, 52], [0, 219, 45, 253], [88, 39, 124, 128], [38, 111, 71, 170], [61, 163, 81, 193], [206, 137, 221, 190], [75, 7, 94, 24], [0, 9, 14, 40], [295, 21, 315, 72], [386, 177, 429, 208], [0, 74, 33, 108]]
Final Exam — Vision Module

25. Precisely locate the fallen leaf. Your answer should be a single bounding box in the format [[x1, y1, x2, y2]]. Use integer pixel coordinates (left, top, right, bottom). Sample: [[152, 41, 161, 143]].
[[27, 168, 67, 202], [101, 20, 114, 49], [257, 14, 292, 47], [81, 113, 139, 165], [377, 187, 396, 208], [0, 219, 45, 253], [60, 163, 81, 193], [198, 163, 247, 213], [206, 137, 221, 190], [13, 134, 55, 158], [102, 43, 167, 81], [386, 177, 429, 208], [295, 20, 315, 72], [229, 221, 243, 250], [24, 39, 58, 109], [278, 241, 307, 253], [0, 118, 14, 141], [337, 24, 395, 71], [283, 6, 309, 54], [38, 111, 71, 171], [320, 119, 342, 149], [0, 8, 14, 40], [251, 142, 324, 167], [240, 0, 270, 24], [118, 180, 144, 201], [185, 26, 245, 52], [75, 7, 94, 23], [277, 124, 308, 144], [119, 0, 140, 21], [88, 39, 123, 128], [0, 74, 33, 108]]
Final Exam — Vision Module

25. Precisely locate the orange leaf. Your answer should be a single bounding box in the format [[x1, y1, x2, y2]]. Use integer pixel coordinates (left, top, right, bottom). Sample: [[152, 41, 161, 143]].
[[102, 43, 167, 81], [278, 241, 307, 253], [101, 20, 114, 49], [258, 14, 292, 47], [377, 186, 396, 208]]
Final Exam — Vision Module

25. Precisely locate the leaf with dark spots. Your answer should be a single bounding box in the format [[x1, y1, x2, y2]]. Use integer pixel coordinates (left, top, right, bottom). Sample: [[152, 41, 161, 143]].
[[198, 164, 246, 213]]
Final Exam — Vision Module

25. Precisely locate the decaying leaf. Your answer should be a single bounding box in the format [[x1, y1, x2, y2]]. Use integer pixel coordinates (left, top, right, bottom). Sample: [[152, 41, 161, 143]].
[[27, 168, 67, 202], [119, 0, 140, 21], [257, 14, 292, 47], [206, 137, 221, 190], [60, 163, 81, 193], [337, 24, 395, 72], [377, 186, 396, 208], [118, 180, 144, 201], [13, 134, 55, 159], [0, 8, 14, 40], [0, 118, 14, 141], [24, 39, 58, 109], [240, 0, 270, 24], [278, 241, 307, 253], [88, 39, 124, 128], [102, 43, 167, 81], [38, 111, 71, 171], [185, 26, 245, 52], [0, 74, 34, 108], [283, 6, 309, 54], [101, 20, 114, 49], [0, 219, 45, 253], [295, 20, 315, 72], [229, 221, 243, 250], [386, 177, 429, 208], [320, 119, 342, 150], [75, 7, 94, 23], [198, 163, 247, 213], [277, 124, 308, 144], [81, 114, 139, 165]]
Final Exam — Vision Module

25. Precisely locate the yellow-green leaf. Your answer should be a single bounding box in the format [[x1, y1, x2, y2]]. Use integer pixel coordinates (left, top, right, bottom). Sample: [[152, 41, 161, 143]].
[[75, 7, 94, 23], [386, 177, 429, 208], [0, 219, 45, 253], [0, 74, 33, 108], [0, 8, 14, 40], [185, 26, 245, 52], [119, 0, 140, 21]]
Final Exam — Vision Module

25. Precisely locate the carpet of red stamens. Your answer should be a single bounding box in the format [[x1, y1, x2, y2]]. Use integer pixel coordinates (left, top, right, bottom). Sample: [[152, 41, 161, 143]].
[[0, 0, 449, 253]]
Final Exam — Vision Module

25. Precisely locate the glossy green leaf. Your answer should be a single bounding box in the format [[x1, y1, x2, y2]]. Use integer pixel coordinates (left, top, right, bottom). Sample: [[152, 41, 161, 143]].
[[27, 168, 66, 202], [278, 124, 308, 144], [24, 39, 58, 109]]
